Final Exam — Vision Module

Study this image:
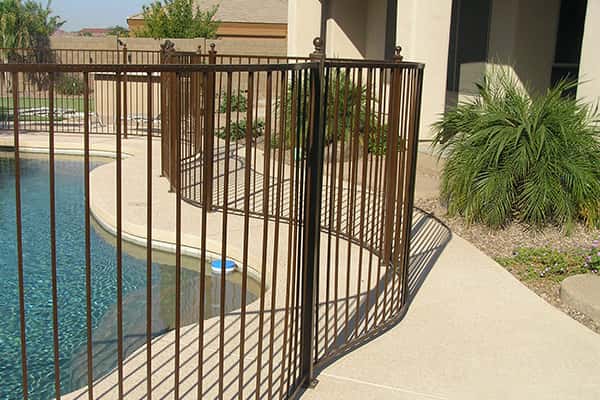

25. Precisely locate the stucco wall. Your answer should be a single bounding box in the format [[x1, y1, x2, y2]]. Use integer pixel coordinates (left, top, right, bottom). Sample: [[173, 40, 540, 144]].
[[50, 36, 286, 57], [365, 0, 387, 60], [287, 0, 321, 57], [327, 0, 367, 58], [396, 0, 453, 140], [578, 0, 600, 104], [287, 0, 453, 140], [484, 0, 560, 95]]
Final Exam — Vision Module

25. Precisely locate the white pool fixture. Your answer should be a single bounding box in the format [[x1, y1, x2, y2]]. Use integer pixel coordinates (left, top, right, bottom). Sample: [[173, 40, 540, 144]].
[[211, 259, 236, 275]]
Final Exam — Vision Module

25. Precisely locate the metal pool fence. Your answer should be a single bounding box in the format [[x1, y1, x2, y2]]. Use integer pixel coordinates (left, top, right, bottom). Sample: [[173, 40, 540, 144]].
[[0, 38, 424, 400]]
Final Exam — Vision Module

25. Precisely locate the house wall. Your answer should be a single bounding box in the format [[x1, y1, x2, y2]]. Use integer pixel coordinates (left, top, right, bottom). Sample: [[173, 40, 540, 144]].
[[287, 0, 453, 140], [327, 0, 368, 58], [216, 22, 287, 38], [578, 0, 600, 104], [365, 0, 387, 60], [50, 36, 286, 58], [128, 18, 287, 39], [455, 0, 560, 97], [396, 0, 454, 140], [287, 0, 321, 57]]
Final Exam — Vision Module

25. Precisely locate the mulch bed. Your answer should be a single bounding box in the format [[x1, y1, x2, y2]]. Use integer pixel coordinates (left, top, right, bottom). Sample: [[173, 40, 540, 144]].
[[416, 197, 600, 335]]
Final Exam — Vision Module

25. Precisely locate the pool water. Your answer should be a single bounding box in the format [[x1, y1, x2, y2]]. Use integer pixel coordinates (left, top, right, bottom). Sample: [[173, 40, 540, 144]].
[[0, 153, 257, 399]]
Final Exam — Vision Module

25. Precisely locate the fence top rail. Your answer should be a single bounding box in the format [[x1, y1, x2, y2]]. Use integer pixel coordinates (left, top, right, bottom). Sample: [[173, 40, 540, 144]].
[[324, 59, 425, 69], [0, 62, 319, 73], [0, 47, 160, 53]]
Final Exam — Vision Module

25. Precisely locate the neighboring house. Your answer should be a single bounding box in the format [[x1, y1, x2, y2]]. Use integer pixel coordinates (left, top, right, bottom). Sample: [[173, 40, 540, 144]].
[[127, 0, 288, 55], [288, 0, 598, 140], [76, 28, 112, 37], [128, 0, 287, 39]]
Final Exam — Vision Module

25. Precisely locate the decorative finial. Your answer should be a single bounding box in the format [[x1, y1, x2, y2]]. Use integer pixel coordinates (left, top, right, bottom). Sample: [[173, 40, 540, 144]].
[[196, 45, 202, 55], [310, 37, 324, 59], [161, 40, 175, 53], [209, 43, 216, 52], [313, 37, 323, 53], [394, 46, 403, 62]]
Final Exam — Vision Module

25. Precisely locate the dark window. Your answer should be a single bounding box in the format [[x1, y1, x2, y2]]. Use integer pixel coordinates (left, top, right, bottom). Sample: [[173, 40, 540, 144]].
[[552, 0, 587, 96], [446, 0, 492, 92]]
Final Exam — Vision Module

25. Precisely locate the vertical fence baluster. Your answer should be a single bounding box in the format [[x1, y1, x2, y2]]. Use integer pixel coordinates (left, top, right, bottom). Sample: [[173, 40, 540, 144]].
[[12, 71, 29, 400], [255, 70, 273, 400], [83, 71, 94, 400], [115, 71, 125, 399], [122, 44, 128, 139], [48, 71, 62, 400], [238, 69, 254, 400], [145, 71, 153, 400], [197, 68, 210, 400], [218, 71, 233, 399], [173, 71, 182, 400], [268, 69, 287, 399]]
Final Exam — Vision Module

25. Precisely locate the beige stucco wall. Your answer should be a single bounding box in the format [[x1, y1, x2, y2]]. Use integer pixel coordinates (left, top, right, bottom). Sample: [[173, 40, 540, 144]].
[[365, 0, 387, 60], [463, 0, 560, 96], [578, 0, 600, 104], [287, 0, 321, 57], [327, 0, 367, 58], [287, 0, 453, 140], [50, 36, 286, 58], [396, 0, 453, 140]]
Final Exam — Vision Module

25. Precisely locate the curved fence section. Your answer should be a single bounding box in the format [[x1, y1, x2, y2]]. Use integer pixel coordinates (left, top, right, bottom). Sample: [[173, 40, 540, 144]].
[[0, 45, 424, 400], [162, 53, 425, 375]]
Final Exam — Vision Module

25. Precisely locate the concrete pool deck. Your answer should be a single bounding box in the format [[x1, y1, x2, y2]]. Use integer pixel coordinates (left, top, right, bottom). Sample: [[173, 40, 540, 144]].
[[1, 132, 599, 400]]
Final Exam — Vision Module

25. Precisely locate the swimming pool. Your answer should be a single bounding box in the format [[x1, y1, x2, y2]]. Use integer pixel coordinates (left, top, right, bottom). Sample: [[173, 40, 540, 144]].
[[0, 153, 257, 399]]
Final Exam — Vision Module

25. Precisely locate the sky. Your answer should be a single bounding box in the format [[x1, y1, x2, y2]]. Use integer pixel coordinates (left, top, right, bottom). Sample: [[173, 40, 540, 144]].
[[47, 0, 149, 31]]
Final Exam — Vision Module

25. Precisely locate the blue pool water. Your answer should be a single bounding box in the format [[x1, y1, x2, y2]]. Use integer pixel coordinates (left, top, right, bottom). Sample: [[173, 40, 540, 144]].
[[0, 153, 256, 399]]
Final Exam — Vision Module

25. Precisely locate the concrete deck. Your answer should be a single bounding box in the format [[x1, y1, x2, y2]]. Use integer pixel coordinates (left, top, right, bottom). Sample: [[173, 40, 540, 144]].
[[2, 133, 599, 400]]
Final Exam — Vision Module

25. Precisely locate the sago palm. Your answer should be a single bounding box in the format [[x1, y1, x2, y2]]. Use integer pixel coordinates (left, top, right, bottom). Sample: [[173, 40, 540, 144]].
[[433, 71, 600, 230]]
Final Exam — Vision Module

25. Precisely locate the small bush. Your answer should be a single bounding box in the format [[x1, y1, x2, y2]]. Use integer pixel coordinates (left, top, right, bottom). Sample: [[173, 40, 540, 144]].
[[219, 93, 247, 113], [433, 71, 600, 229], [56, 75, 85, 96], [497, 248, 588, 281], [216, 119, 265, 141], [584, 240, 600, 273], [275, 72, 388, 153]]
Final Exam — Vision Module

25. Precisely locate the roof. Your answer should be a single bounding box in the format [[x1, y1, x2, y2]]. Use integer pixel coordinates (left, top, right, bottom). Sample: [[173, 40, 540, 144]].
[[128, 0, 287, 24], [75, 28, 111, 37]]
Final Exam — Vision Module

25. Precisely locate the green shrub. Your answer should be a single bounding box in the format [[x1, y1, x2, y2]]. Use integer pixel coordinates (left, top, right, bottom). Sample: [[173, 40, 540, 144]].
[[219, 93, 247, 113], [365, 125, 391, 156], [274, 71, 388, 153], [433, 71, 600, 229], [584, 240, 600, 273], [216, 118, 264, 141], [56, 75, 85, 96]]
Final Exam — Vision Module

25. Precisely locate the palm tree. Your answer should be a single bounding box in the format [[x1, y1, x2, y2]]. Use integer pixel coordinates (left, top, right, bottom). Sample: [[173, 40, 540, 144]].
[[0, 0, 64, 90]]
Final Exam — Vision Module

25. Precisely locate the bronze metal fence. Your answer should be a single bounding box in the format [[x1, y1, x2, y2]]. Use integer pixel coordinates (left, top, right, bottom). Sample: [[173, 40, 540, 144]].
[[0, 44, 309, 137], [0, 38, 424, 400]]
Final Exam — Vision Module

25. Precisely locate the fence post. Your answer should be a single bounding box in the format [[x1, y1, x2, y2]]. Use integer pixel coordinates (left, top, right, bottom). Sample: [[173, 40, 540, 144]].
[[300, 37, 326, 389], [382, 47, 404, 268], [192, 45, 203, 161], [119, 41, 128, 139], [202, 43, 217, 211], [399, 51, 423, 308], [160, 40, 175, 181]]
